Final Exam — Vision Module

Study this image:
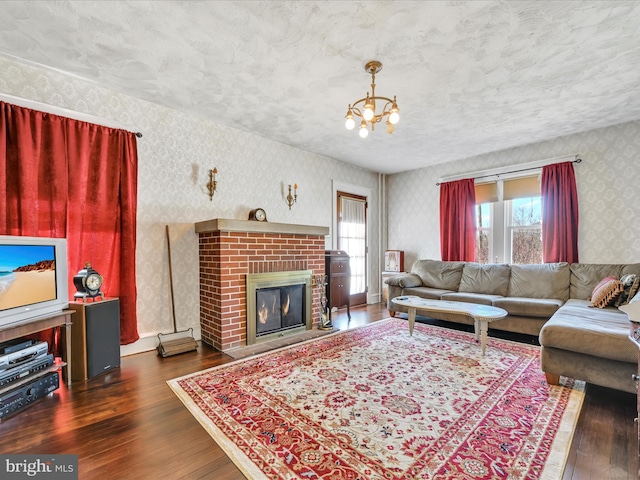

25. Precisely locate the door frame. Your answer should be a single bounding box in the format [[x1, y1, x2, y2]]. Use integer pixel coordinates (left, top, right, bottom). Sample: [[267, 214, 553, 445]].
[[331, 180, 371, 305]]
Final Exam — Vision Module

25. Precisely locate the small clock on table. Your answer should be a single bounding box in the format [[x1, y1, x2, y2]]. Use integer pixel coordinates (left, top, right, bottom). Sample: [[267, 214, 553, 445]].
[[73, 262, 105, 302]]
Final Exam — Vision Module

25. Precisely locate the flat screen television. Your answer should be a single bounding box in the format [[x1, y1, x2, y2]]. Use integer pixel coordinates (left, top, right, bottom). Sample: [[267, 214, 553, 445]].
[[0, 235, 69, 328]]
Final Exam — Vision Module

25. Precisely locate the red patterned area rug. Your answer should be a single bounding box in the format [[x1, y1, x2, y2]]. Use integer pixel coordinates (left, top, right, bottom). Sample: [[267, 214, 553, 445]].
[[168, 318, 584, 480]]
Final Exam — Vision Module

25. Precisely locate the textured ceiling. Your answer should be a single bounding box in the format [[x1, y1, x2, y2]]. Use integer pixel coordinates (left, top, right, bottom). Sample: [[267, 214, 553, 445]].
[[1, 1, 639, 174]]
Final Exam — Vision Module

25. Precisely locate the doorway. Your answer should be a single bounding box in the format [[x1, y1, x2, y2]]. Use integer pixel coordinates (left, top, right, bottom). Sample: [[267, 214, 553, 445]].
[[337, 191, 367, 306]]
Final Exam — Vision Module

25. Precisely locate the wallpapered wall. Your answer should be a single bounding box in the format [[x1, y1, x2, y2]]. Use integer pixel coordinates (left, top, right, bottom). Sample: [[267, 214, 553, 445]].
[[0, 57, 381, 354], [387, 120, 640, 270], [2, 55, 638, 354]]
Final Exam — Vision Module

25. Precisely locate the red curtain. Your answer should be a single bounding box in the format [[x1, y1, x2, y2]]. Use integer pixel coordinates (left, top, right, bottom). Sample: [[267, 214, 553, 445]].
[[541, 161, 579, 263], [0, 101, 139, 344], [440, 178, 476, 261]]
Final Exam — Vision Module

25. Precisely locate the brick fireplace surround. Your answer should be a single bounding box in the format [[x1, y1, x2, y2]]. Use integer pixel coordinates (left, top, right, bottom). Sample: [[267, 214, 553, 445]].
[[195, 219, 329, 351]]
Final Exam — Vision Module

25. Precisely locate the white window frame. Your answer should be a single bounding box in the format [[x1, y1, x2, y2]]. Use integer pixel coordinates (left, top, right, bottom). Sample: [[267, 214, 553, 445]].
[[476, 170, 542, 264], [504, 198, 542, 264], [476, 203, 495, 264]]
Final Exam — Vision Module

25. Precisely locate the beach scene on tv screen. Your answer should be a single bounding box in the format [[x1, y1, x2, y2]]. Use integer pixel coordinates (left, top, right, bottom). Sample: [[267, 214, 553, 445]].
[[0, 245, 57, 311]]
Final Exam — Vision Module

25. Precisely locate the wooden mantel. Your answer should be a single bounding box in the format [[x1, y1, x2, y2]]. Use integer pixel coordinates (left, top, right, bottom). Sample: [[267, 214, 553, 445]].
[[194, 218, 329, 237]]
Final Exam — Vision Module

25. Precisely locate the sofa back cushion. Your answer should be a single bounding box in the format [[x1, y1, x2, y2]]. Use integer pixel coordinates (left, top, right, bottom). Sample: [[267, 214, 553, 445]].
[[411, 260, 465, 290], [570, 263, 626, 300], [622, 264, 640, 278], [508, 263, 570, 301], [458, 263, 511, 296]]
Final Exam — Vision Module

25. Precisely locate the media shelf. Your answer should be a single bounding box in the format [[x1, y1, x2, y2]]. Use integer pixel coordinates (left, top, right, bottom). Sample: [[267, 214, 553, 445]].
[[0, 310, 73, 420], [0, 310, 73, 383]]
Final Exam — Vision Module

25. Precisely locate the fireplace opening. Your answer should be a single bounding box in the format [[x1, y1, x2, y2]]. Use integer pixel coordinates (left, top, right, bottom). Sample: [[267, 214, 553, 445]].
[[246, 270, 313, 345], [256, 284, 305, 337]]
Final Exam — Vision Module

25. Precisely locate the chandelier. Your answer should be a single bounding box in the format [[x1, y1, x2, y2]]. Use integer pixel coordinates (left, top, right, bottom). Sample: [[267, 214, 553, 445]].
[[344, 60, 400, 138]]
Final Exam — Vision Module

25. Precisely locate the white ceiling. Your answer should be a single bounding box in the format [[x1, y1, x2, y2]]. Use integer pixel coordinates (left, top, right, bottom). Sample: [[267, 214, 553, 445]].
[[1, 1, 640, 174]]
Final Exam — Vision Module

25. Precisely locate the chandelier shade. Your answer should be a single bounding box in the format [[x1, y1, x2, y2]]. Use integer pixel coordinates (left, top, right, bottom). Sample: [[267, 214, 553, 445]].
[[345, 60, 400, 137]]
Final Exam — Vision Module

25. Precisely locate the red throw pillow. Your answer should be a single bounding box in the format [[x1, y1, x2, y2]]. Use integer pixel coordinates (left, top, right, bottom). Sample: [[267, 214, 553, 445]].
[[590, 277, 624, 308], [590, 276, 617, 299]]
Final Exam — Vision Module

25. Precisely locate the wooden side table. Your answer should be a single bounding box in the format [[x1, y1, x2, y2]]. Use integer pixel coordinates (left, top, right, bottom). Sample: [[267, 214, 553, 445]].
[[381, 271, 399, 303]]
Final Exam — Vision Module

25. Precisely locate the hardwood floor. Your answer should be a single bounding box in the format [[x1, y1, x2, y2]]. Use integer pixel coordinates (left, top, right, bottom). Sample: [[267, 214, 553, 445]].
[[0, 303, 637, 479]]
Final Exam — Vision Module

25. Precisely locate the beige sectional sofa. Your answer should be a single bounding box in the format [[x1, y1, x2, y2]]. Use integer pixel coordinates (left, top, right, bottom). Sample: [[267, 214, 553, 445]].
[[386, 260, 640, 393]]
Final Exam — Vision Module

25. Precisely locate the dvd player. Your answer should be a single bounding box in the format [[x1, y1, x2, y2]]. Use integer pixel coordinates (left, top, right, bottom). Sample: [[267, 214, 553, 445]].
[[0, 339, 36, 355], [0, 354, 55, 388], [0, 341, 48, 372]]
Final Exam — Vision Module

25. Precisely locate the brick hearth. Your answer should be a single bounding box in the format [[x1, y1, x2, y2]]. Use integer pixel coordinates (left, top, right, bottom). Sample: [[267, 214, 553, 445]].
[[195, 219, 329, 351]]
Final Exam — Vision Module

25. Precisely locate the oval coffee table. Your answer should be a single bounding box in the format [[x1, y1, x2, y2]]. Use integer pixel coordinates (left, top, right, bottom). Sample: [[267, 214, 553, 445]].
[[391, 295, 508, 355]]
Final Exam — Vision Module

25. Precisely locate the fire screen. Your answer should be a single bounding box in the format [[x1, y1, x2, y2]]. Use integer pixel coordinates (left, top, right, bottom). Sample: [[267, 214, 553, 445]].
[[256, 284, 305, 336], [246, 270, 313, 345]]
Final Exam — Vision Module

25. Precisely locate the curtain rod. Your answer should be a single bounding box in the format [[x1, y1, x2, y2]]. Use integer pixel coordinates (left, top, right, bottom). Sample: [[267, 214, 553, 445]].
[[436, 154, 581, 186], [0, 93, 143, 138]]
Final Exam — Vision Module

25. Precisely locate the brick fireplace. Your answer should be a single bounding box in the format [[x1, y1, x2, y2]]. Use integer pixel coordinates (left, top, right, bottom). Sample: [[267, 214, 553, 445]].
[[194, 218, 329, 351]]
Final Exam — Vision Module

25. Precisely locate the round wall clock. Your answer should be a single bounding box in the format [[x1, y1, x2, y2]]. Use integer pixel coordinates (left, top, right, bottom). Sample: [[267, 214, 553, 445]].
[[248, 208, 268, 222]]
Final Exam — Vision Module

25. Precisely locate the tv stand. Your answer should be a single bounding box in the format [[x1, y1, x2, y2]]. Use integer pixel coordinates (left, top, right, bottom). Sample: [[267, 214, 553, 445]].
[[0, 310, 73, 385]]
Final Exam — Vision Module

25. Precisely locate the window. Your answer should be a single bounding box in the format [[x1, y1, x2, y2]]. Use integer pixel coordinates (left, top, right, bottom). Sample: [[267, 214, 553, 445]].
[[475, 203, 491, 264], [475, 174, 542, 264], [507, 196, 542, 264]]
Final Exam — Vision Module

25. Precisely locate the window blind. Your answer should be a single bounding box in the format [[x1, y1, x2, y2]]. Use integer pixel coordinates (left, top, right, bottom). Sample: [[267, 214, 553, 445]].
[[475, 175, 540, 204], [503, 175, 540, 200], [475, 182, 499, 203]]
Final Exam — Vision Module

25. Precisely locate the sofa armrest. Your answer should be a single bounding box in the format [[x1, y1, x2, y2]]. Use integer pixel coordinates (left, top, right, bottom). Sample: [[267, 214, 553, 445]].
[[385, 273, 423, 288]]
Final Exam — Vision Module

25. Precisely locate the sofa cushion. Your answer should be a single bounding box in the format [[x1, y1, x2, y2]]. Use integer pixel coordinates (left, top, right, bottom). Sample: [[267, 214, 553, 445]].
[[590, 278, 624, 308], [440, 292, 500, 305], [401, 286, 453, 300], [493, 297, 564, 318], [458, 263, 510, 296], [622, 263, 640, 278], [570, 263, 625, 300], [411, 260, 465, 290], [508, 263, 570, 301], [539, 300, 636, 363]]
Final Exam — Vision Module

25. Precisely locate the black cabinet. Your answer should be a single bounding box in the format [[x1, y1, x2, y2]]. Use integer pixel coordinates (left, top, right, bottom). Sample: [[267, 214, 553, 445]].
[[325, 250, 351, 321], [69, 298, 120, 381]]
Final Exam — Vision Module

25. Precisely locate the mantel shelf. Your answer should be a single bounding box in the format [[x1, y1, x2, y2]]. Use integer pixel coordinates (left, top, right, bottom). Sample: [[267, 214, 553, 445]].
[[194, 218, 329, 236]]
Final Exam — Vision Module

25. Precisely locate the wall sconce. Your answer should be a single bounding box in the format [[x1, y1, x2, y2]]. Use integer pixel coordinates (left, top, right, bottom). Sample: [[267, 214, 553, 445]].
[[206, 167, 218, 201], [286, 183, 298, 210]]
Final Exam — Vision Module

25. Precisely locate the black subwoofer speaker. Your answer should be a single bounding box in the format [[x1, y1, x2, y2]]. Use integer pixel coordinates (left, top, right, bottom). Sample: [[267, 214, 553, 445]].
[[69, 298, 121, 381]]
